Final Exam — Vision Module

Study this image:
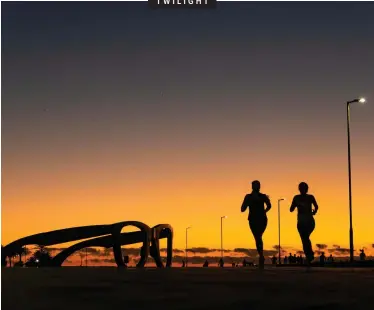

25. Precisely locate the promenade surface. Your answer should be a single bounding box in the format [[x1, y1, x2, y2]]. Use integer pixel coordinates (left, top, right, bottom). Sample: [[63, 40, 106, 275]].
[[2, 267, 373, 310]]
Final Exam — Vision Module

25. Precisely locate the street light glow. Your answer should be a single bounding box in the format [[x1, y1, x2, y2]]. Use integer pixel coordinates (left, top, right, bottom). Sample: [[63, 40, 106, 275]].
[[348, 97, 367, 104], [222, 215, 227, 219]]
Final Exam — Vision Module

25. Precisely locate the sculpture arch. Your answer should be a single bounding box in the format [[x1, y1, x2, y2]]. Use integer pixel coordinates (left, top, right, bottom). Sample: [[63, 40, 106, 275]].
[[151, 224, 173, 268], [2, 221, 173, 268]]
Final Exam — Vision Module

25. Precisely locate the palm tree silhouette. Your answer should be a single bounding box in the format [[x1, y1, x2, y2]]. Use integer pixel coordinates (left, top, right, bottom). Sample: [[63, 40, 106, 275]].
[[79, 250, 85, 266]]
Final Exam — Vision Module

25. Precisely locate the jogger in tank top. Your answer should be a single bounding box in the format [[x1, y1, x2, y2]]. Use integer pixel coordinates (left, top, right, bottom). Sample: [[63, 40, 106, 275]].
[[241, 180, 272, 269], [290, 182, 319, 264]]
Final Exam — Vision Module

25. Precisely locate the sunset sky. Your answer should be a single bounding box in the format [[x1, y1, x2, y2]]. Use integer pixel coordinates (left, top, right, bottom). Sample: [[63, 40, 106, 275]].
[[1, 2, 374, 254]]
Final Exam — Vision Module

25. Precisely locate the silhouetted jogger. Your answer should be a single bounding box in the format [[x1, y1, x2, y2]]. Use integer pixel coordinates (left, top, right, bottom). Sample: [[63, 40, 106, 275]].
[[290, 182, 319, 264], [241, 180, 272, 269]]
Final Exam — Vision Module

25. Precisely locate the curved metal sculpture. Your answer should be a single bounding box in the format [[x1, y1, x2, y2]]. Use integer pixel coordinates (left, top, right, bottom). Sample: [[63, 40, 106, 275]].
[[151, 224, 173, 268], [2, 221, 173, 268]]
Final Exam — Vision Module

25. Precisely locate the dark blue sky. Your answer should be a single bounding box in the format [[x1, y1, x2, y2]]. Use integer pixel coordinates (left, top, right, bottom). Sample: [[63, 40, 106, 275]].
[[3, 2, 373, 118], [3, 1, 373, 157]]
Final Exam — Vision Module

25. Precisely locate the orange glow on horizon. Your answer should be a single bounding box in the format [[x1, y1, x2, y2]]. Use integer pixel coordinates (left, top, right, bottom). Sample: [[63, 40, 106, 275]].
[[2, 158, 373, 253]]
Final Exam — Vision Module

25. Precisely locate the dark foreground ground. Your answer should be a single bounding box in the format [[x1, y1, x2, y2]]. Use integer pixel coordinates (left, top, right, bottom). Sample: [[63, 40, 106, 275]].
[[2, 267, 374, 310]]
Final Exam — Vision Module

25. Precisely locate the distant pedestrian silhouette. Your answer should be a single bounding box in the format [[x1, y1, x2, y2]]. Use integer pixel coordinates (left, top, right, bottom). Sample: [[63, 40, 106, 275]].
[[123, 255, 129, 268], [203, 260, 209, 267], [271, 255, 277, 265], [241, 180, 272, 269], [297, 255, 303, 265], [319, 252, 325, 266], [290, 182, 319, 264], [360, 249, 366, 261], [218, 258, 224, 268], [288, 253, 293, 264]]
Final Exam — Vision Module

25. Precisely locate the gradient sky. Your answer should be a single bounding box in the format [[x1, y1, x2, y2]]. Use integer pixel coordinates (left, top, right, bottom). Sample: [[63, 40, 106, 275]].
[[2, 2, 374, 252]]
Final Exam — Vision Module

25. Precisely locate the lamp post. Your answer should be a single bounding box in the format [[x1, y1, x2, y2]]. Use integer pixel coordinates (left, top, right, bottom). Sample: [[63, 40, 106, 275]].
[[346, 97, 365, 263], [185, 226, 191, 267], [277, 198, 285, 265], [220, 216, 227, 259]]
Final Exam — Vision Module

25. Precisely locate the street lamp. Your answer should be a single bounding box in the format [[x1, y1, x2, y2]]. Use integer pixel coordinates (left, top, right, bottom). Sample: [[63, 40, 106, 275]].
[[346, 97, 365, 263], [277, 198, 285, 265], [185, 226, 191, 267], [220, 216, 227, 259]]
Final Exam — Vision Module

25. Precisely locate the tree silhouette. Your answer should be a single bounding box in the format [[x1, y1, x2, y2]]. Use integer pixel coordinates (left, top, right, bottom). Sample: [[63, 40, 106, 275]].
[[103, 248, 112, 257], [315, 244, 327, 254], [25, 245, 53, 267], [79, 250, 85, 266], [273, 245, 286, 253]]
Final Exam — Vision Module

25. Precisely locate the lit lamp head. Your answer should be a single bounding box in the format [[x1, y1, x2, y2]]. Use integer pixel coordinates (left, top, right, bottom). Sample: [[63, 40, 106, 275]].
[[348, 97, 366, 104], [222, 215, 228, 219]]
